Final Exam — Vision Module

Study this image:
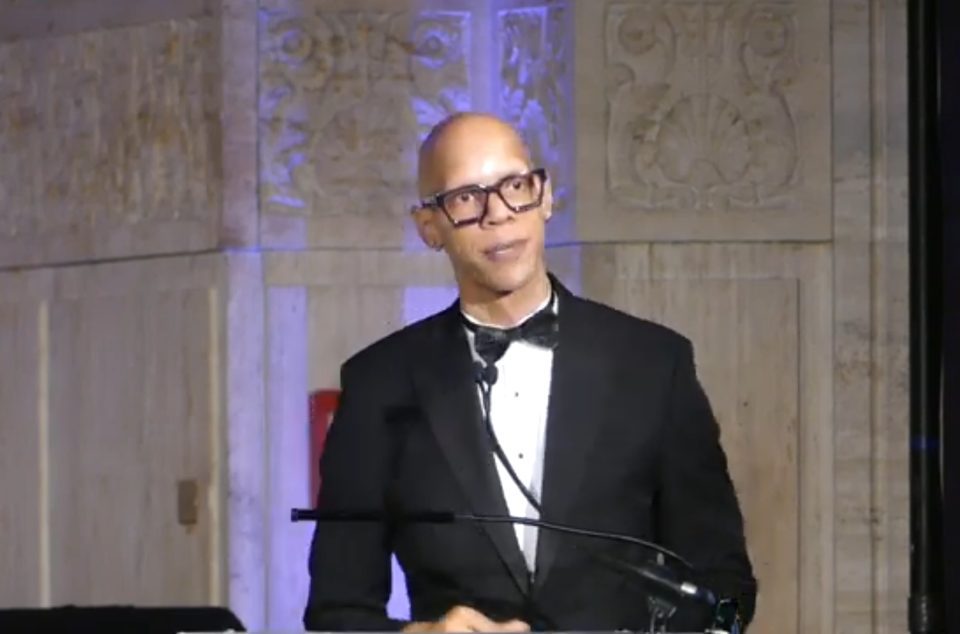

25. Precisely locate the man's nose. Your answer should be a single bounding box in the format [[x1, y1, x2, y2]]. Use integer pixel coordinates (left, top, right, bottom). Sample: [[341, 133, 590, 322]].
[[481, 192, 513, 226]]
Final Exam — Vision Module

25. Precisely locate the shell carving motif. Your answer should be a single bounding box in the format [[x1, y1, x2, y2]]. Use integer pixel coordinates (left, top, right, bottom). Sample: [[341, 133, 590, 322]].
[[655, 94, 751, 189], [604, 1, 805, 212]]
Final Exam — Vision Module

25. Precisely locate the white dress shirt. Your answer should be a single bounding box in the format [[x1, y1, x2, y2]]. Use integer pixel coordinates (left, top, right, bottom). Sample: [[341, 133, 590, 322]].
[[463, 295, 555, 572]]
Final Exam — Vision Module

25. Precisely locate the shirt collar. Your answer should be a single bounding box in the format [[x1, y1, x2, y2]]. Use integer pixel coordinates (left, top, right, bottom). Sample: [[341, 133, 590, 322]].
[[461, 290, 556, 330]]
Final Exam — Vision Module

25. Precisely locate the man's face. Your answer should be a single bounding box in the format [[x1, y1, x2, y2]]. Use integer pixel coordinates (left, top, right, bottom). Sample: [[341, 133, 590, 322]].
[[415, 120, 552, 301]]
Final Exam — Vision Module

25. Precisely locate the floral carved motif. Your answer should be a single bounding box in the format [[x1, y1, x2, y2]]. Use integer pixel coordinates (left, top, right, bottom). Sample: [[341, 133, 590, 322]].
[[259, 9, 471, 217]]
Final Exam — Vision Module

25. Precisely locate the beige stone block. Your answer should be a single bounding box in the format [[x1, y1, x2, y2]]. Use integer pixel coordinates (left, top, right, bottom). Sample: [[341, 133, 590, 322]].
[[574, 0, 832, 242], [47, 286, 216, 604], [264, 246, 578, 290], [831, 0, 888, 631], [0, 298, 43, 606], [221, 252, 268, 628], [0, 0, 215, 43], [264, 286, 311, 629], [870, 2, 910, 632], [307, 285, 407, 387], [266, 249, 450, 289]]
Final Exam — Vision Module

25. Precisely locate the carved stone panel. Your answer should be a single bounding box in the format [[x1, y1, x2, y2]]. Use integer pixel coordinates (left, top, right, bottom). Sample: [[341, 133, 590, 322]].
[[0, 0, 216, 44], [575, 0, 831, 241], [258, 1, 473, 248], [496, 2, 575, 244], [0, 17, 222, 267]]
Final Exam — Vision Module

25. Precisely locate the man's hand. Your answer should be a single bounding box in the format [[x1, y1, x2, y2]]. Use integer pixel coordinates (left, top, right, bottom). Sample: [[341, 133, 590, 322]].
[[402, 605, 530, 633]]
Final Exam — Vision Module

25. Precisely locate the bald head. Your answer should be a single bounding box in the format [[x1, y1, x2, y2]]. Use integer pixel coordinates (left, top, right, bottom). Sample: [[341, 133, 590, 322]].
[[417, 112, 532, 198], [410, 112, 552, 313]]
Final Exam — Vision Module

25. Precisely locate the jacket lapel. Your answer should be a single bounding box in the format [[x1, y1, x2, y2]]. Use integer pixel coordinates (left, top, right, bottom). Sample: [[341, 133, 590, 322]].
[[533, 283, 609, 588], [414, 305, 531, 593]]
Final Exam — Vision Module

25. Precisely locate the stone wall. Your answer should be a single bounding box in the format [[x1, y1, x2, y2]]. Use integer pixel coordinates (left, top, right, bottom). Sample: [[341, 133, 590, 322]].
[[0, 1, 908, 632]]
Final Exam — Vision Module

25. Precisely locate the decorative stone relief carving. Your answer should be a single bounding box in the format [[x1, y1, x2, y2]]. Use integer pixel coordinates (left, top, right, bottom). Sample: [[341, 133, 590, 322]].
[[259, 8, 471, 218], [0, 18, 219, 239], [498, 5, 570, 213], [606, 1, 802, 213]]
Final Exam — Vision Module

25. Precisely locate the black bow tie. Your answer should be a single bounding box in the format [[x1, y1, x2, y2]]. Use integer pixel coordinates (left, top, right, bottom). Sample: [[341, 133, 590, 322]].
[[464, 305, 559, 366]]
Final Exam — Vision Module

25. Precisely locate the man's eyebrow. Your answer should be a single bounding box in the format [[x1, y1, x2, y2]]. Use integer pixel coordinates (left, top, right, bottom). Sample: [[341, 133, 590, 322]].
[[438, 169, 533, 193]]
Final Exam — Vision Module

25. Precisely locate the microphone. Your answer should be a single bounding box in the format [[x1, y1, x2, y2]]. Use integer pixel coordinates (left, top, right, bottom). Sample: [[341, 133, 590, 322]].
[[590, 549, 716, 606], [474, 361, 499, 387]]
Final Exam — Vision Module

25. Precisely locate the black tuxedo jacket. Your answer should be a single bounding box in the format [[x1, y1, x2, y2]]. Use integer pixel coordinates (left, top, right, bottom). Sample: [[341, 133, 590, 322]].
[[304, 279, 757, 631]]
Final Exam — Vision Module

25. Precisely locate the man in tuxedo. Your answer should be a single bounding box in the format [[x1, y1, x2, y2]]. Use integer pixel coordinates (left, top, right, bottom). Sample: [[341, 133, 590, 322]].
[[303, 113, 756, 632]]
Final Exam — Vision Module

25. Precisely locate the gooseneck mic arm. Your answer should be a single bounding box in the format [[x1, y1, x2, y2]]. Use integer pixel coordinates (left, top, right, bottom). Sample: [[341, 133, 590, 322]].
[[291, 507, 693, 571]]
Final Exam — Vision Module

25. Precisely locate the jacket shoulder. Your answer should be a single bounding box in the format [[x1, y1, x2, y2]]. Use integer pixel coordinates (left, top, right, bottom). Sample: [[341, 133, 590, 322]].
[[573, 294, 692, 353]]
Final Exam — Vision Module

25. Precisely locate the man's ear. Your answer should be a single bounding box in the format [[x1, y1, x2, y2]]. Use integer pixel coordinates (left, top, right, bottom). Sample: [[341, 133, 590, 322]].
[[541, 176, 554, 222], [412, 207, 444, 251]]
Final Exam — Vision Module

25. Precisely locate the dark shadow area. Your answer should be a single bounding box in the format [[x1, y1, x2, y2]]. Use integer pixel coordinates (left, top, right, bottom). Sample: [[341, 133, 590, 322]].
[[941, 0, 960, 625], [0, 606, 244, 634]]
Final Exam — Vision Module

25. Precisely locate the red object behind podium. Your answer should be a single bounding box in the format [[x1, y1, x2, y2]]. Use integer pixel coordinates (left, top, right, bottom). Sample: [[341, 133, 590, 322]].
[[309, 389, 340, 503]]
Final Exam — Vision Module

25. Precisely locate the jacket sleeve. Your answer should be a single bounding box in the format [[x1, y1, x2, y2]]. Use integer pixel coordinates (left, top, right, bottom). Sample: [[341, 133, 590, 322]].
[[303, 359, 408, 631], [656, 339, 758, 629]]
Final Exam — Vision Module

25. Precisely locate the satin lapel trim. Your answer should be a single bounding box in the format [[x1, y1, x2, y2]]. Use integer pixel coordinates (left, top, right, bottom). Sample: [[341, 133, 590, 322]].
[[534, 290, 608, 587], [415, 307, 531, 593]]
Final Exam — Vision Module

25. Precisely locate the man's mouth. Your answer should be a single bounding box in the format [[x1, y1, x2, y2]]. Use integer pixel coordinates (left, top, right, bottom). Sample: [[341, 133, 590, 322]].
[[483, 239, 527, 260]]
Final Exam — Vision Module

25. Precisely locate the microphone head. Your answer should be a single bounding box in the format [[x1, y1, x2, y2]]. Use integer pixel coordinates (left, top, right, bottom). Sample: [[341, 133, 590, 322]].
[[473, 361, 499, 386]]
